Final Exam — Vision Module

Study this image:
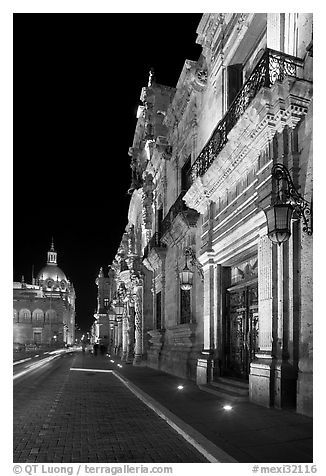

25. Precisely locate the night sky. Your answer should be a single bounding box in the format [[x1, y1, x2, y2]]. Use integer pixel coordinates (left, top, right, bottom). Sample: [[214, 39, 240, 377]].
[[13, 13, 203, 332]]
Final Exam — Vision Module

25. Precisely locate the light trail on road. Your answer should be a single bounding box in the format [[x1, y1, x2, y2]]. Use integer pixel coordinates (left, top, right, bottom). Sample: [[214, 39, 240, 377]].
[[13, 349, 75, 380]]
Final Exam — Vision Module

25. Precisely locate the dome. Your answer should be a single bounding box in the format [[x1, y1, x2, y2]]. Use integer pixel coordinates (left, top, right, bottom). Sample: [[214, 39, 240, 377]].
[[37, 264, 67, 282], [37, 241, 69, 290]]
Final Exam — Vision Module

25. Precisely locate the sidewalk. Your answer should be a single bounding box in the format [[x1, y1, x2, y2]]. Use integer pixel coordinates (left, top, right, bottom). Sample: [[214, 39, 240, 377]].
[[84, 353, 313, 464]]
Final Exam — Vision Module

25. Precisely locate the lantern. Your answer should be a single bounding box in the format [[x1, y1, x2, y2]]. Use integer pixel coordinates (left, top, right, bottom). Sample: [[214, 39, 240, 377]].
[[266, 164, 312, 245], [113, 299, 124, 316], [108, 309, 116, 323], [179, 263, 194, 291], [265, 203, 293, 245]]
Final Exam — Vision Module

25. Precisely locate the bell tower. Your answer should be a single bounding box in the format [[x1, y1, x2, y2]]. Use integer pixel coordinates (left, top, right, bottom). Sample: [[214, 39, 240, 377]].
[[47, 238, 57, 265]]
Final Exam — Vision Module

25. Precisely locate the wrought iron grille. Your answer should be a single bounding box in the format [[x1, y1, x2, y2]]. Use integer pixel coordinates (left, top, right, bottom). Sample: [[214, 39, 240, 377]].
[[143, 231, 166, 259], [189, 48, 303, 182]]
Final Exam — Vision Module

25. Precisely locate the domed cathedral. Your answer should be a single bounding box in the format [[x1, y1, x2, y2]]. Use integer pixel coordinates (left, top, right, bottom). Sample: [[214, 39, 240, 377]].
[[13, 240, 76, 347]]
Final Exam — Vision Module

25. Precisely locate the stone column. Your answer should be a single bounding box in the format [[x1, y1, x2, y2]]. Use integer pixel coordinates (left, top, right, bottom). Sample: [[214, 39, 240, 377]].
[[249, 234, 275, 406], [109, 324, 114, 354], [196, 253, 215, 385], [121, 315, 128, 361], [267, 13, 282, 51], [297, 223, 313, 416], [117, 319, 123, 357], [273, 232, 298, 409], [133, 282, 143, 365], [126, 307, 135, 363], [114, 323, 119, 354], [213, 264, 223, 378]]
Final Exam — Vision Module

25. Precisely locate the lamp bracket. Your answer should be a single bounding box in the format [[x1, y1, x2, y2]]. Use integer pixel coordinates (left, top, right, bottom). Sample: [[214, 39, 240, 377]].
[[184, 247, 204, 281], [272, 164, 312, 235]]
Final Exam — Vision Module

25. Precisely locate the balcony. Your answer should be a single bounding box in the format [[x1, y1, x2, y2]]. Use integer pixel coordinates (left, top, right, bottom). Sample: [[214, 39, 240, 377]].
[[143, 232, 166, 261], [188, 48, 304, 183], [161, 191, 199, 242]]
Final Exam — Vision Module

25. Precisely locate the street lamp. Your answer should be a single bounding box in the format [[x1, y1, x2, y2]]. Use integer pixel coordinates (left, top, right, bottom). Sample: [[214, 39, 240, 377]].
[[108, 309, 116, 324], [265, 163, 312, 245], [179, 257, 193, 291], [179, 247, 203, 290], [112, 295, 125, 316]]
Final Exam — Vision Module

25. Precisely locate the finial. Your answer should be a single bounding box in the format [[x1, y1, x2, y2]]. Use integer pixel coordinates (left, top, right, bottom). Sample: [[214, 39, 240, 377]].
[[51, 237, 55, 251]]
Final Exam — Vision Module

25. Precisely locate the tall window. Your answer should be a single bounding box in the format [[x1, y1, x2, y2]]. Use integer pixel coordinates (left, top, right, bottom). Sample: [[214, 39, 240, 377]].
[[180, 289, 191, 324], [19, 309, 31, 321], [156, 291, 162, 329], [157, 207, 163, 236], [104, 298, 109, 308], [227, 64, 243, 108], [33, 309, 44, 322], [45, 309, 57, 323], [181, 156, 192, 192]]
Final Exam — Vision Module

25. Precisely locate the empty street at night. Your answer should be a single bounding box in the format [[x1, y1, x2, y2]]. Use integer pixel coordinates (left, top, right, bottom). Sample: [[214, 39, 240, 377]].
[[13, 349, 207, 463], [13, 349, 313, 464]]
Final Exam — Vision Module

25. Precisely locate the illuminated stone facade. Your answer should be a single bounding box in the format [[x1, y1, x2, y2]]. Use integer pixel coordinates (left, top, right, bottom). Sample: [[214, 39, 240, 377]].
[[13, 242, 76, 346], [92, 266, 116, 349], [105, 14, 313, 417]]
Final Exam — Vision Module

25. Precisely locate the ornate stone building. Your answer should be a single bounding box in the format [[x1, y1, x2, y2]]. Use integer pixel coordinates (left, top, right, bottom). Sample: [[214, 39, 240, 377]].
[[92, 266, 116, 349], [13, 242, 76, 346], [105, 14, 313, 417]]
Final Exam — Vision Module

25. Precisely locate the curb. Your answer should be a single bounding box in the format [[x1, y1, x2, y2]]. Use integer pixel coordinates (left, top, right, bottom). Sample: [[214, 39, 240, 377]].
[[112, 370, 238, 463]]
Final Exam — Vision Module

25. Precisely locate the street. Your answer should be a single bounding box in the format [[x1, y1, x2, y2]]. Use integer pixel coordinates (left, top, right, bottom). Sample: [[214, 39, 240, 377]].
[[13, 350, 207, 463]]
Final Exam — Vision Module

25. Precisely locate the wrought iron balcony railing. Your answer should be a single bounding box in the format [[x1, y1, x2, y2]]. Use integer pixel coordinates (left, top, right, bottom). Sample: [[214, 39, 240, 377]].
[[143, 232, 166, 260], [188, 48, 303, 182]]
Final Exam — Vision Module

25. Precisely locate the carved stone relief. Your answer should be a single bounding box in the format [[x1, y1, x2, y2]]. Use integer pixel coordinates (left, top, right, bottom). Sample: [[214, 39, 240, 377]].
[[142, 173, 154, 229]]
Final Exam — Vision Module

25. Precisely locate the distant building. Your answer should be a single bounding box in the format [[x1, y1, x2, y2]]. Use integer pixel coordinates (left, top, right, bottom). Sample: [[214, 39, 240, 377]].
[[13, 241, 76, 346], [92, 266, 116, 350]]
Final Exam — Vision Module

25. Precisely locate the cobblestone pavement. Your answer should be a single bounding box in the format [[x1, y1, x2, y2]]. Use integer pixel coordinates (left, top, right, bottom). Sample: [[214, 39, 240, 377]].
[[13, 352, 207, 463]]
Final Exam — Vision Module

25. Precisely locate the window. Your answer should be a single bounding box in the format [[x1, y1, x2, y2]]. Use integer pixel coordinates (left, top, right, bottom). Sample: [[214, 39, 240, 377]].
[[13, 309, 18, 321], [180, 289, 191, 324], [45, 309, 57, 322], [181, 156, 192, 192], [33, 309, 44, 321], [104, 298, 109, 308], [156, 292, 162, 329], [227, 64, 243, 108], [157, 207, 163, 236], [47, 279, 54, 289], [19, 309, 31, 321]]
